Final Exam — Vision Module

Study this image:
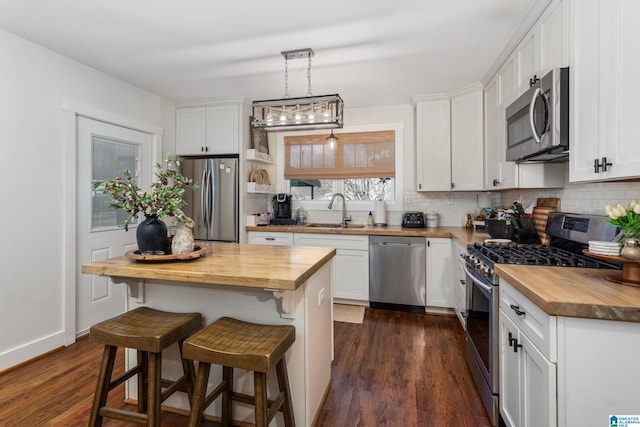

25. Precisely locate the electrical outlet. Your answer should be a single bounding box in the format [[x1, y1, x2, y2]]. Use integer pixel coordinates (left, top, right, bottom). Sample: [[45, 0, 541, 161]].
[[448, 194, 454, 205], [404, 194, 412, 204], [318, 288, 325, 305]]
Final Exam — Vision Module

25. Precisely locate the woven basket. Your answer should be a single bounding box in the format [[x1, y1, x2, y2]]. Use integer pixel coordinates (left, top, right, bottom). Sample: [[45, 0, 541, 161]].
[[485, 219, 514, 239]]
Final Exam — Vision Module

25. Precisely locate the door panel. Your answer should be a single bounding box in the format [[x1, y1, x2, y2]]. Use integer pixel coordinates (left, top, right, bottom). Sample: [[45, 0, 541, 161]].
[[76, 117, 154, 334]]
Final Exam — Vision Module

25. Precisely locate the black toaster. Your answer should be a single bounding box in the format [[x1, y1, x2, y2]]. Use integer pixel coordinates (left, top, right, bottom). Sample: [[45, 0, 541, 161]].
[[401, 211, 425, 228]]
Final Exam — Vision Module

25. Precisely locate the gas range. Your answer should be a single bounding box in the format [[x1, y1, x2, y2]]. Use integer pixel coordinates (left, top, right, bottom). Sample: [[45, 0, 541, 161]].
[[465, 212, 622, 286], [463, 212, 621, 426]]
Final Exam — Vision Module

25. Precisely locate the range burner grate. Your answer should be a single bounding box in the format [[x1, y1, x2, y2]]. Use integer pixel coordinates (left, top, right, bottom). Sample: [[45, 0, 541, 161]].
[[472, 243, 611, 268]]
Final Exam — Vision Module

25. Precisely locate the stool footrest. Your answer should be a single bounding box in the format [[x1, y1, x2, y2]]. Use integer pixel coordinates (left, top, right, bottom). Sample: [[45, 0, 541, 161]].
[[109, 364, 142, 391], [230, 390, 286, 418], [203, 380, 227, 409], [160, 374, 189, 402], [99, 407, 148, 424]]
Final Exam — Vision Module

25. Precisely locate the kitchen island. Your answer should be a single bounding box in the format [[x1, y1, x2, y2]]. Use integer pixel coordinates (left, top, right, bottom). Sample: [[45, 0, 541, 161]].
[[82, 242, 336, 427]]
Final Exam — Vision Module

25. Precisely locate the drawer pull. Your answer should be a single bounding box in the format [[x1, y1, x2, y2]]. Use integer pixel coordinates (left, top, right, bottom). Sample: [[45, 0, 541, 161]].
[[265, 237, 276, 241], [510, 304, 526, 316]]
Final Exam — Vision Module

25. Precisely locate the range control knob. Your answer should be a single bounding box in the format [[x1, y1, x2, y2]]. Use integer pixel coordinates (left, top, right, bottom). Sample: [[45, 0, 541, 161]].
[[479, 265, 492, 277]]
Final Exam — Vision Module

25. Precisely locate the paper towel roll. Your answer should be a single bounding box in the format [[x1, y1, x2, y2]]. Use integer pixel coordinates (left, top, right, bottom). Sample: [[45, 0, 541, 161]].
[[374, 200, 387, 225]]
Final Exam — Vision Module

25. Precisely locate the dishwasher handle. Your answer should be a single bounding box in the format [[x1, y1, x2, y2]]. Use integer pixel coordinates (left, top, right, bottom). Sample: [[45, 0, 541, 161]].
[[380, 242, 412, 247]]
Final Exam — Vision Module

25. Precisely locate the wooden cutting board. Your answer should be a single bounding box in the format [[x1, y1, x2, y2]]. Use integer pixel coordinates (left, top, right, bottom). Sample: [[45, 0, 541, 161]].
[[536, 197, 561, 211], [532, 206, 557, 245]]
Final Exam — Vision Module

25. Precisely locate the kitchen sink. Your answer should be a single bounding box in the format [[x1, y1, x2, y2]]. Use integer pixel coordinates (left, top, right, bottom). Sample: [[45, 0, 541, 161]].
[[305, 223, 366, 229]]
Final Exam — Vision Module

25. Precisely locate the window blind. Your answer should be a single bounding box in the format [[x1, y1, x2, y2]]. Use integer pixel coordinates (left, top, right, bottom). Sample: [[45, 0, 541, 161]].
[[284, 130, 395, 179]]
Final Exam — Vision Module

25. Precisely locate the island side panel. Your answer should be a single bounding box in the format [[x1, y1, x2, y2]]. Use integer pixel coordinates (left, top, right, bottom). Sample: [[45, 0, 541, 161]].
[[123, 262, 333, 427], [303, 260, 334, 423]]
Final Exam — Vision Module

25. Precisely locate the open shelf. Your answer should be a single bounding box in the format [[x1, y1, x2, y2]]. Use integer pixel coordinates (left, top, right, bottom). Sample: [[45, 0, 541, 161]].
[[246, 182, 274, 194], [246, 149, 274, 164]]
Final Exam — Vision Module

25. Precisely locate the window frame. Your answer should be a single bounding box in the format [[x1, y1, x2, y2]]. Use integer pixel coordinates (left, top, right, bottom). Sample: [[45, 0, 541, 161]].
[[274, 122, 404, 212]]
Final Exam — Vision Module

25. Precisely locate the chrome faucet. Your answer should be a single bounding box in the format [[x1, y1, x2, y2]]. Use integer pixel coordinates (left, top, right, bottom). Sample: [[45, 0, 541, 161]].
[[328, 193, 352, 227]]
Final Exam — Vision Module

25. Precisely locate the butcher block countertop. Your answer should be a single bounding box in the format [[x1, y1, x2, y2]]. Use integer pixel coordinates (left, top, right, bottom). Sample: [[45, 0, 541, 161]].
[[495, 264, 640, 323], [82, 242, 336, 291], [247, 224, 489, 246]]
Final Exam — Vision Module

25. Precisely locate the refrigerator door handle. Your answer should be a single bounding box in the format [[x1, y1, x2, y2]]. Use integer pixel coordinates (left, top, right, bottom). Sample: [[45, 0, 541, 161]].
[[210, 161, 218, 235], [200, 168, 209, 226]]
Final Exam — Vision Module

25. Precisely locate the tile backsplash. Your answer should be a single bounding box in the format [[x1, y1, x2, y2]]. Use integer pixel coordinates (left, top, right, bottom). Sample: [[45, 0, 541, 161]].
[[289, 181, 640, 227]]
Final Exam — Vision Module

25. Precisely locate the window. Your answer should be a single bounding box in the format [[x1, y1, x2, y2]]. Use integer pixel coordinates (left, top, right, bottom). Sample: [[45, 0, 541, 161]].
[[291, 178, 393, 201], [285, 130, 395, 201], [91, 137, 140, 230]]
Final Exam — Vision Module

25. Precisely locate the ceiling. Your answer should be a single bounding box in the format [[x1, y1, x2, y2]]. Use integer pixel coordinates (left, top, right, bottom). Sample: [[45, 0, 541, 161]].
[[0, 0, 542, 107]]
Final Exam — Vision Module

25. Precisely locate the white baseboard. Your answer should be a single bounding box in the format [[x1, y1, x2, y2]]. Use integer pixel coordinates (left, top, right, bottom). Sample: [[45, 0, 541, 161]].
[[0, 331, 65, 372]]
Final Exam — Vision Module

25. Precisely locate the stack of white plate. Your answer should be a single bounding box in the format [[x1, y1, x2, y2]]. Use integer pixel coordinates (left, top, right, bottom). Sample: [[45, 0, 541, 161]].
[[588, 241, 622, 256]]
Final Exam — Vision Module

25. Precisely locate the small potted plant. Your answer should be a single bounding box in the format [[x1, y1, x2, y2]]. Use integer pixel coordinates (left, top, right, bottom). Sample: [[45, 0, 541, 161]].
[[605, 200, 640, 260], [94, 153, 194, 255]]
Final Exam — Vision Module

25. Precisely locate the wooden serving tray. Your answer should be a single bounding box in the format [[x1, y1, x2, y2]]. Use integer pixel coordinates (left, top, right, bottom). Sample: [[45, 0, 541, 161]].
[[583, 250, 640, 287], [125, 246, 207, 262]]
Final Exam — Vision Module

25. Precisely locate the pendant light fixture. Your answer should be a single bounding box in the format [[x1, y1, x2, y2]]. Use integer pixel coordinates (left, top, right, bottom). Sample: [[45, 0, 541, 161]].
[[251, 48, 344, 131], [326, 129, 338, 149]]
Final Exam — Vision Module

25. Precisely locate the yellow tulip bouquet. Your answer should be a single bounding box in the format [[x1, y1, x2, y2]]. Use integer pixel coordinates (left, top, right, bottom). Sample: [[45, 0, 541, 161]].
[[605, 200, 640, 242]]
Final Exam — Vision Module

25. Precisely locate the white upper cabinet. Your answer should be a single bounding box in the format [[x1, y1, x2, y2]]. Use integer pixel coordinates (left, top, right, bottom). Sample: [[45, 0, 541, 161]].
[[516, 0, 570, 100], [539, 0, 570, 74], [451, 88, 484, 191], [516, 31, 539, 96], [176, 103, 240, 155], [415, 99, 452, 191], [484, 0, 568, 190], [415, 86, 483, 192], [176, 107, 206, 155], [570, 0, 640, 182]]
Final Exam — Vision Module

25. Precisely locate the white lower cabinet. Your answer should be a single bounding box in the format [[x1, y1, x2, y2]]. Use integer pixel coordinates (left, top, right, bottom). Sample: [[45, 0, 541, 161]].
[[426, 238, 453, 308], [500, 279, 557, 427], [247, 231, 294, 246], [293, 233, 369, 302], [499, 308, 557, 427]]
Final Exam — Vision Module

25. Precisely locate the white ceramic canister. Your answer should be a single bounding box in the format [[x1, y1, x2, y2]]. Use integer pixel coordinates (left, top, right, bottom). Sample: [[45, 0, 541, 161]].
[[426, 211, 439, 228]]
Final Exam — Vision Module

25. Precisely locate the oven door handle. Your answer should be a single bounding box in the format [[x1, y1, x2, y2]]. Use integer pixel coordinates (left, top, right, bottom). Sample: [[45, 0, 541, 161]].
[[463, 265, 493, 294]]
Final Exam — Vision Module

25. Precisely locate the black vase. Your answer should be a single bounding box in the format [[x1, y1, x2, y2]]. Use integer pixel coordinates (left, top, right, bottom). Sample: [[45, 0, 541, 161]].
[[136, 215, 168, 255]]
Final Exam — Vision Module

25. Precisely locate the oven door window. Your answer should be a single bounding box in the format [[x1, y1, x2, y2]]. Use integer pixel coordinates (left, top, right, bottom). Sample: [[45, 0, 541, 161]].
[[467, 273, 491, 372], [531, 89, 550, 142]]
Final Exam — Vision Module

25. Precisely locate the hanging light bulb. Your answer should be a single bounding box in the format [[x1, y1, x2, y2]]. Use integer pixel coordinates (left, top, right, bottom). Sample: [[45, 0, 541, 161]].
[[327, 129, 338, 149]]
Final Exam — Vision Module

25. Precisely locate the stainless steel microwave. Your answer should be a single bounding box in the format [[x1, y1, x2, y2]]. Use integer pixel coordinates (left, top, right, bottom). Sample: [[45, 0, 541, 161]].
[[505, 67, 569, 163]]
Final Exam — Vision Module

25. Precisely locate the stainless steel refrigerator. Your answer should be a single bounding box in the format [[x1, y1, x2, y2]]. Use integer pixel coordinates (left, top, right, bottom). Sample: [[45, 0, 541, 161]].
[[179, 156, 238, 242]]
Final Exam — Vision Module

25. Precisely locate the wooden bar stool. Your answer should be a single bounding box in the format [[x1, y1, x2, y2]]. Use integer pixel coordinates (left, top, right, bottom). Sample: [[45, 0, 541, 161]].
[[88, 307, 202, 427], [183, 317, 296, 427]]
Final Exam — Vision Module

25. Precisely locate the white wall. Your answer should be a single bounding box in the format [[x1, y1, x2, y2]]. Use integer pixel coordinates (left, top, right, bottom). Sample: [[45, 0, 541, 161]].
[[0, 29, 174, 371]]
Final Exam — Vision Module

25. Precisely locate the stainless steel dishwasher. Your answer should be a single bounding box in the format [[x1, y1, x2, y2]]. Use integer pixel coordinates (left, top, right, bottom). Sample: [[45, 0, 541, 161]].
[[369, 235, 426, 312]]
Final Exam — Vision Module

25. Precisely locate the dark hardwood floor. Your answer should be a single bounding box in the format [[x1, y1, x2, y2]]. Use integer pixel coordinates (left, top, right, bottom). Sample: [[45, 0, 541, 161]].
[[0, 308, 490, 426]]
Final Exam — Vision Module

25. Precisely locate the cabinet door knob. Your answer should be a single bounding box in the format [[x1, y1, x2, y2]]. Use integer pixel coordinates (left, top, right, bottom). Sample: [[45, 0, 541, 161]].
[[601, 157, 612, 172], [508, 332, 515, 347], [492, 178, 500, 187]]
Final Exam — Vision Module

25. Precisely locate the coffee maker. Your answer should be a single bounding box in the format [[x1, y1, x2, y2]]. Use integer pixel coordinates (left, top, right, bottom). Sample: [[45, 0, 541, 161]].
[[270, 194, 296, 225]]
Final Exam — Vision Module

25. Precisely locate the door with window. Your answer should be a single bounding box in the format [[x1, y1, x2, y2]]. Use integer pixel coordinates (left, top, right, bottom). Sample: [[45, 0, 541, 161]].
[[76, 117, 154, 334]]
